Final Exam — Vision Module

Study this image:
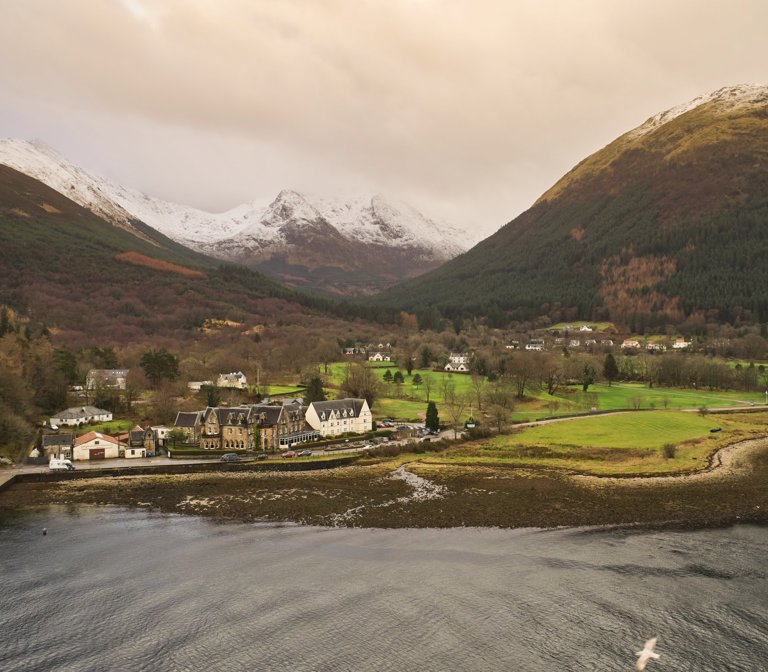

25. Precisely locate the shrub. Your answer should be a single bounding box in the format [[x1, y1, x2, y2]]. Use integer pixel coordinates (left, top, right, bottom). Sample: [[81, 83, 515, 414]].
[[662, 443, 676, 459]]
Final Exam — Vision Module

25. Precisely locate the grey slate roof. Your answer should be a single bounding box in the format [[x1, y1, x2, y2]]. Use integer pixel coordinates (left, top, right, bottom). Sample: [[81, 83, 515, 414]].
[[42, 433, 75, 447], [52, 406, 110, 420], [174, 411, 202, 428], [310, 399, 366, 420]]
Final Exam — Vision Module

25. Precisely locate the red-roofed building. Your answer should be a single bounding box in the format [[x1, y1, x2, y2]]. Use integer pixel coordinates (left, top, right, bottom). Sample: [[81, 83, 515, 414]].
[[73, 431, 121, 461]]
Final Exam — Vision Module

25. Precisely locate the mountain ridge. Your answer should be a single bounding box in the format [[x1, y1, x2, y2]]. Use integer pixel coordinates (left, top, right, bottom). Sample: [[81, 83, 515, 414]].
[[0, 139, 473, 295], [380, 84, 768, 329]]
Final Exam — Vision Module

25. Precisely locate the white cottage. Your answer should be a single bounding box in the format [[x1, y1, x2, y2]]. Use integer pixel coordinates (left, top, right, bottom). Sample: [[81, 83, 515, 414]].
[[50, 406, 113, 427], [305, 399, 372, 437], [216, 371, 248, 389]]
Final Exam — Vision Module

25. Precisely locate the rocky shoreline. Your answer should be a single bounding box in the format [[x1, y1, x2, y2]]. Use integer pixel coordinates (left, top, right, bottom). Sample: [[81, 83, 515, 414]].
[[2, 438, 768, 529]]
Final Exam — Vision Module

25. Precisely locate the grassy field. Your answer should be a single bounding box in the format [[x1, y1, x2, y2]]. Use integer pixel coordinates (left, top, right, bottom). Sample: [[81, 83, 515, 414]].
[[262, 385, 305, 397], [418, 410, 768, 475], [550, 382, 765, 413], [325, 361, 767, 424]]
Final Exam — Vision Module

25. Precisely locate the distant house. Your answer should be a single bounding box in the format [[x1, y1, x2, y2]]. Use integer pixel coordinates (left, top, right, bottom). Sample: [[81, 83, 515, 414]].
[[601, 339, 615, 347], [50, 406, 113, 427], [504, 340, 520, 350], [621, 339, 641, 350], [444, 352, 470, 372], [647, 342, 667, 352], [216, 371, 248, 389], [42, 433, 74, 459], [569, 339, 581, 348], [368, 352, 392, 362], [86, 369, 129, 391], [188, 380, 214, 392], [673, 338, 691, 350], [525, 339, 545, 351], [73, 431, 121, 461], [579, 325, 594, 332], [305, 399, 372, 437]]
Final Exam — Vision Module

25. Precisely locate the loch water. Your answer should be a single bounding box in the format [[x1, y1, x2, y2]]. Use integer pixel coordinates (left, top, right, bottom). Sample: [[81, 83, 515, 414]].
[[1, 506, 767, 671]]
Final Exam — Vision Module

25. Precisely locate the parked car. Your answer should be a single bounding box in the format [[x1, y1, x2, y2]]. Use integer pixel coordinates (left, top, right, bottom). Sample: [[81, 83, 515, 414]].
[[396, 425, 408, 431], [296, 450, 312, 457], [281, 450, 297, 458], [220, 453, 241, 462], [255, 453, 268, 460], [49, 457, 75, 471]]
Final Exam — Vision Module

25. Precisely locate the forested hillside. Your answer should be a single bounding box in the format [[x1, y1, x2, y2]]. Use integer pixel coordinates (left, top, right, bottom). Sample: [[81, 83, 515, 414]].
[[380, 85, 768, 330], [0, 165, 393, 348]]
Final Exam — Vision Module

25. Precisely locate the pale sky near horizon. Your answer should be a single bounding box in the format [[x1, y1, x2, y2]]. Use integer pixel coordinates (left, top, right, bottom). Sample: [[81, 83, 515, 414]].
[[1, 0, 767, 240]]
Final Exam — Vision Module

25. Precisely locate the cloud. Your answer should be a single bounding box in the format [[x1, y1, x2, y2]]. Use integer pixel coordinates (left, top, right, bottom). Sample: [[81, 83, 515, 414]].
[[1, 0, 767, 235]]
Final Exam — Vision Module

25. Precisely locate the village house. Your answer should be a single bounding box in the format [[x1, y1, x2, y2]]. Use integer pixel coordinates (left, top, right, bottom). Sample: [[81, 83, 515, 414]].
[[673, 338, 691, 350], [621, 339, 641, 349], [50, 405, 113, 427], [647, 342, 667, 352], [444, 352, 470, 372], [216, 371, 248, 389], [143, 426, 171, 454], [252, 402, 318, 451], [305, 398, 372, 437], [368, 351, 392, 362], [199, 405, 258, 450], [172, 404, 318, 451], [525, 339, 545, 351], [173, 411, 203, 444], [187, 380, 213, 392], [504, 340, 520, 350], [42, 433, 74, 459], [86, 368, 129, 391], [73, 431, 121, 461]]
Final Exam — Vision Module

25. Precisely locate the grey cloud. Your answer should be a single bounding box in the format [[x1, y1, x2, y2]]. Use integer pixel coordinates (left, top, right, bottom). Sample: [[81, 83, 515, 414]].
[[1, 0, 767, 236]]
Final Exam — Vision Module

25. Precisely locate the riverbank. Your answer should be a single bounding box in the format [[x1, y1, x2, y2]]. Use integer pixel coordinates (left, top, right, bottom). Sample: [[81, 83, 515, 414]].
[[2, 438, 768, 529]]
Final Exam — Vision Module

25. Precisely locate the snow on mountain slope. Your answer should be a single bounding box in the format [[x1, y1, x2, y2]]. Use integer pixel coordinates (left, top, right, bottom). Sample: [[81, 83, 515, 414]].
[[219, 190, 472, 259], [0, 138, 473, 260], [627, 84, 768, 140], [0, 138, 137, 226]]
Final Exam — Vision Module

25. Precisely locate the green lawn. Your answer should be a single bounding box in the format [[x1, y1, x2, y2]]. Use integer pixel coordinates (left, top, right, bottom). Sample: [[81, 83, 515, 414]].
[[263, 385, 305, 397], [553, 382, 765, 412], [419, 410, 766, 475], [501, 411, 715, 450]]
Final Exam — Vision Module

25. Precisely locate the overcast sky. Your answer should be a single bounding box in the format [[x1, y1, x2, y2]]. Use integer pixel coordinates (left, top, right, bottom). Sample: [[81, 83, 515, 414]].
[[1, 0, 767, 239]]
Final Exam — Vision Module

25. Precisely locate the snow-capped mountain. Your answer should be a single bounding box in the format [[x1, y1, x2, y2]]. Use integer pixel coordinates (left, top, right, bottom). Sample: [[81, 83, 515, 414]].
[[210, 189, 468, 259], [0, 138, 473, 294]]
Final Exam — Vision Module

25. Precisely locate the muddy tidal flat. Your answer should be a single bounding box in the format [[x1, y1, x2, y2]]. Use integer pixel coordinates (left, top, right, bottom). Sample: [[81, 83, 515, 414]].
[[3, 440, 768, 529]]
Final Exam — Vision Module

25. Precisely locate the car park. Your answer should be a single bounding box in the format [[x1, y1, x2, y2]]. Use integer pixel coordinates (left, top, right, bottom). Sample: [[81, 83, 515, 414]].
[[220, 453, 241, 462]]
